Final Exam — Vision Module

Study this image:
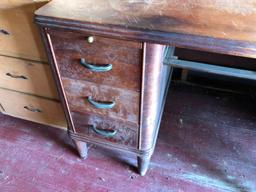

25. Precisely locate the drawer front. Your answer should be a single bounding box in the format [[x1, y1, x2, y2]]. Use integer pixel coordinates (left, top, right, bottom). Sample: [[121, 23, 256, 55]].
[[0, 1, 48, 61], [48, 29, 143, 91], [72, 111, 138, 148], [63, 77, 140, 124], [0, 56, 58, 99], [0, 88, 67, 129]]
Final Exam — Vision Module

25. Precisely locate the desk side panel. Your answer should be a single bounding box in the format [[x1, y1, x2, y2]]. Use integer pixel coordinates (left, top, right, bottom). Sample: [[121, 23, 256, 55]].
[[139, 43, 169, 153]]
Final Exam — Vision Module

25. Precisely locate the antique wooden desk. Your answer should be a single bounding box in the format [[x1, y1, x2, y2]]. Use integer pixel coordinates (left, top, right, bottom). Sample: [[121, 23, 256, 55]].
[[35, 0, 256, 175]]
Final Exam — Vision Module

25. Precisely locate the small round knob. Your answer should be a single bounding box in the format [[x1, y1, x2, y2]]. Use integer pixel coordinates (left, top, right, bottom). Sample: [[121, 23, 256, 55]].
[[87, 36, 94, 44]]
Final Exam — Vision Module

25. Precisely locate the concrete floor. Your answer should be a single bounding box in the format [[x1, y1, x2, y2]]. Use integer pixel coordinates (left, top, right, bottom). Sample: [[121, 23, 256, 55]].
[[0, 82, 255, 192]]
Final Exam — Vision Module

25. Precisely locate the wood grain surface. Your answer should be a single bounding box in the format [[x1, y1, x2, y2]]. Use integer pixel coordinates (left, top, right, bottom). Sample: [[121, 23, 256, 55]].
[[49, 29, 143, 91], [0, 55, 58, 99], [72, 111, 138, 148], [0, 0, 49, 61], [0, 88, 66, 129], [62, 77, 140, 124], [35, 0, 256, 43], [139, 43, 168, 151]]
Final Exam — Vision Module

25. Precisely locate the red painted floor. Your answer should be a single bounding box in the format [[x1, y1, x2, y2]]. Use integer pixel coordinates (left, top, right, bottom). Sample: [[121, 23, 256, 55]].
[[0, 82, 255, 192]]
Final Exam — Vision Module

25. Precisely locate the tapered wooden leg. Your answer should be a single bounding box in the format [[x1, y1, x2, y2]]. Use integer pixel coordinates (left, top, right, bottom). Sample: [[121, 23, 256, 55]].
[[73, 140, 88, 159], [137, 155, 151, 176]]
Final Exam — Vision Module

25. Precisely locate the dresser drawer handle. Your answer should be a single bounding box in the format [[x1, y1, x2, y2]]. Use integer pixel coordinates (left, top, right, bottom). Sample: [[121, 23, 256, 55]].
[[91, 125, 117, 138], [0, 29, 10, 35], [80, 58, 112, 72], [24, 106, 42, 113], [87, 96, 115, 109], [6, 73, 28, 80]]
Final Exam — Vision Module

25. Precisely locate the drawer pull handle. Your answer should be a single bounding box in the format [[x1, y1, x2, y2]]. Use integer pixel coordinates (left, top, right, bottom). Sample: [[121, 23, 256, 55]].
[[91, 125, 117, 138], [6, 73, 28, 80], [24, 106, 42, 113], [80, 58, 112, 72], [0, 29, 10, 35], [87, 96, 115, 109]]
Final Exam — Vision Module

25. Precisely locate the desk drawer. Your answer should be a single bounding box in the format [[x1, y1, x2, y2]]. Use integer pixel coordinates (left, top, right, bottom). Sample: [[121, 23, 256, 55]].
[[72, 111, 138, 148], [0, 88, 66, 129], [0, 0, 48, 61], [63, 77, 140, 124], [48, 29, 143, 91], [0, 56, 58, 99]]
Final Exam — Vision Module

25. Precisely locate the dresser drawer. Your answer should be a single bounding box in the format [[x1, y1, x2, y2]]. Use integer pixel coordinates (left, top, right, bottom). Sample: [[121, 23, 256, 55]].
[[0, 88, 66, 129], [48, 29, 143, 91], [0, 0, 48, 61], [0, 56, 58, 99], [72, 112, 138, 148], [63, 77, 140, 124]]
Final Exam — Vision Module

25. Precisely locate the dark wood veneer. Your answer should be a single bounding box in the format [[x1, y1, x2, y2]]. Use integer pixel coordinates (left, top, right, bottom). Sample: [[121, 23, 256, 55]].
[[35, 0, 256, 43], [62, 77, 140, 124], [72, 111, 138, 148], [48, 29, 143, 91], [35, 15, 256, 59], [39, 24, 171, 175], [35, 0, 254, 176]]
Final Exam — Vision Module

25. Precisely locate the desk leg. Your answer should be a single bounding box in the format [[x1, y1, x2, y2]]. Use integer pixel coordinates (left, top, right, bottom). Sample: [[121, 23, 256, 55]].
[[73, 140, 88, 159], [137, 155, 151, 176]]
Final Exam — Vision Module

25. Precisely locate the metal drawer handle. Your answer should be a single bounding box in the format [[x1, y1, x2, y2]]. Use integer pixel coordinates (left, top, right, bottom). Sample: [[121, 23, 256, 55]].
[[87, 96, 115, 109], [80, 58, 112, 72], [0, 29, 10, 35], [24, 106, 42, 113], [6, 73, 28, 80], [91, 125, 117, 138]]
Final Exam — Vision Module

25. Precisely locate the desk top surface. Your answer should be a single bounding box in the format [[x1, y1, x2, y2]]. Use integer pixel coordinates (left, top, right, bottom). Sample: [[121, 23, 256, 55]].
[[36, 0, 256, 43], [36, 0, 256, 58]]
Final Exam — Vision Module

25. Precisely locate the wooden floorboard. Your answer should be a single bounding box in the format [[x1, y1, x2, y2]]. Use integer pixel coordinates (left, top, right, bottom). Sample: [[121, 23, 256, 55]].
[[0, 82, 255, 192]]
